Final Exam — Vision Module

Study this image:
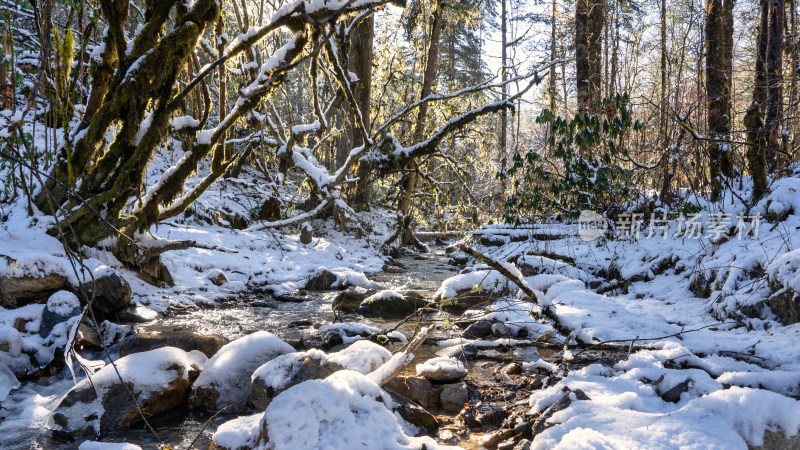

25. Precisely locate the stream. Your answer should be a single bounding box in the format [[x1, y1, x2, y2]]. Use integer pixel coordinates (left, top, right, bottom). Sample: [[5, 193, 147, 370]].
[[0, 247, 552, 449]]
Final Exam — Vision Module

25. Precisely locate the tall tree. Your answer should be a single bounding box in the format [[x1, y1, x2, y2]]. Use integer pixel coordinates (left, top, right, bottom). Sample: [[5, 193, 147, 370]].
[[399, 0, 445, 246], [576, 0, 604, 114], [706, 0, 734, 200], [350, 14, 375, 208], [765, 0, 784, 169]]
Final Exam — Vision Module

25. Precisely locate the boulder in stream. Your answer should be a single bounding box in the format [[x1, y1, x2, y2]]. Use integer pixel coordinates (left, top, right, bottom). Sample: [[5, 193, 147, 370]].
[[38, 291, 81, 338], [384, 375, 440, 409], [332, 287, 375, 313], [190, 331, 294, 410], [50, 347, 207, 436], [119, 331, 226, 358], [440, 381, 469, 413], [79, 270, 132, 322], [416, 356, 467, 381], [356, 290, 432, 318]]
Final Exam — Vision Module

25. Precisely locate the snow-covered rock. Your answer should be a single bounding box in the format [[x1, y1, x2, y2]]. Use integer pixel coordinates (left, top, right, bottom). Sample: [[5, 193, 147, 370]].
[[433, 269, 510, 311], [38, 291, 81, 338], [212, 412, 264, 450], [51, 347, 207, 435], [190, 331, 293, 410], [0, 273, 67, 308], [261, 370, 445, 449], [251, 341, 391, 410], [416, 356, 467, 381]]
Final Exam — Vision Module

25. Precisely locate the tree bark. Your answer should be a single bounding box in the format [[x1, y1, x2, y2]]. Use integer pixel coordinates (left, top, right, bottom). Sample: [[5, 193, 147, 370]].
[[706, 0, 734, 200], [765, 0, 785, 169], [550, 0, 557, 113], [350, 15, 375, 209]]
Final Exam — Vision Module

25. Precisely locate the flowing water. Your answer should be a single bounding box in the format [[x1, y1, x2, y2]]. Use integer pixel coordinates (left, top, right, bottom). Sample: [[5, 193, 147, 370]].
[[0, 248, 477, 449]]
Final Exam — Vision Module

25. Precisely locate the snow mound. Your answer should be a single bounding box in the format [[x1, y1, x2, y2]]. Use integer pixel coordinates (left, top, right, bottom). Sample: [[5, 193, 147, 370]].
[[212, 412, 263, 450], [262, 370, 448, 450], [46, 291, 80, 316], [434, 269, 509, 300], [325, 340, 392, 374]]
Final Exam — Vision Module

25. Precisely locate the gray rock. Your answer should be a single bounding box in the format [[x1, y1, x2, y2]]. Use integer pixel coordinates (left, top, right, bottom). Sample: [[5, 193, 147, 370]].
[[659, 379, 691, 403], [535, 331, 555, 343], [356, 290, 432, 319], [251, 353, 339, 410], [491, 322, 517, 337], [119, 331, 225, 358], [513, 439, 532, 450], [440, 382, 469, 413], [502, 363, 522, 376], [305, 270, 338, 290], [750, 429, 800, 449], [38, 292, 82, 338], [385, 376, 440, 409], [332, 287, 375, 313], [80, 271, 132, 322], [0, 273, 67, 308], [189, 332, 294, 411], [463, 320, 492, 338]]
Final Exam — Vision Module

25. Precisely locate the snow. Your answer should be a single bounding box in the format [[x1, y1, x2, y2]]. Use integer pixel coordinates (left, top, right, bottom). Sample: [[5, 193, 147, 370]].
[[415, 356, 467, 379], [45, 291, 80, 316], [212, 412, 263, 450], [527, 366, 800, 449], [325, 340, 392, 373], [434, 269, 509, 300], [261, 370, 451, 450]]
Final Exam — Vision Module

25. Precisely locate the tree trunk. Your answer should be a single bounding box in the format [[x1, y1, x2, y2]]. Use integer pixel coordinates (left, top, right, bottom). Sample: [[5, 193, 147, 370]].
[[765, 0, 785, 169], [587, 0, 604, 111], [706, 0, 734, 201], [576, 0, 604, 114], [576, 0, 590, 114], [550, 0, 557, 114], [350, 15, 375, 209], [400, 0, 444, 246], [499, 0, 509, 201]]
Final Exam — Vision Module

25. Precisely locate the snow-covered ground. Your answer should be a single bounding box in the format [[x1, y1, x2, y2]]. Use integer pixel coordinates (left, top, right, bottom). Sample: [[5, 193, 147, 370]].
[[432, 173, 800, 448]]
